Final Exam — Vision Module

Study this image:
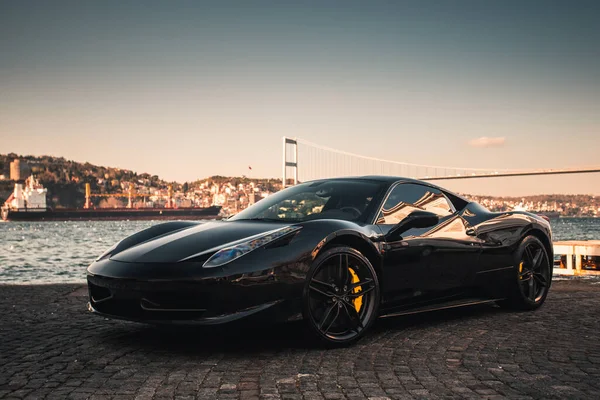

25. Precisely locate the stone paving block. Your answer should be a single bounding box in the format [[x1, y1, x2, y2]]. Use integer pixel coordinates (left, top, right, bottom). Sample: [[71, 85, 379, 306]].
[[1, 281, 600, 400]]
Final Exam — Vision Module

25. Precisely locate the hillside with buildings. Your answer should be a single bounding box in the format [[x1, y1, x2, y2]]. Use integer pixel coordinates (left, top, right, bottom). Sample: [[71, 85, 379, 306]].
[[0, 154, 282, 215], [467, 194, 599, 217], [1, 154, 598, 217]]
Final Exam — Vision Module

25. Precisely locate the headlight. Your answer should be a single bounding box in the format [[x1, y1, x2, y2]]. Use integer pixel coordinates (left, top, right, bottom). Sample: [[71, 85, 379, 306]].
[[202, 226, 301, 268]]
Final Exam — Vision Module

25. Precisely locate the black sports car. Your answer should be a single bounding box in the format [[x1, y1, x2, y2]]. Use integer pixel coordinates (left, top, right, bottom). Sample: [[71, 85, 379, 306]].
[[87, 176, 553, 346]]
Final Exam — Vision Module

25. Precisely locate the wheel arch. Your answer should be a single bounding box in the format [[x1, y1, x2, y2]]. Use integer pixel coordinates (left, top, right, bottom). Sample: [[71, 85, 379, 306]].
[[526, 228, 554, 260], [312, 230, 383, 281]]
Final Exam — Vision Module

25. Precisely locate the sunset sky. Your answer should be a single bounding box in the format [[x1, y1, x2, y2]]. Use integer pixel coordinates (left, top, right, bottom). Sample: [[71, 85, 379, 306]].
[[1, 1, 599, 196]]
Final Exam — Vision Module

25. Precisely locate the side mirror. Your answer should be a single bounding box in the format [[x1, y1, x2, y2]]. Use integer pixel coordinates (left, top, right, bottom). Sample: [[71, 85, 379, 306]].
[[385, 210, 439, 240]]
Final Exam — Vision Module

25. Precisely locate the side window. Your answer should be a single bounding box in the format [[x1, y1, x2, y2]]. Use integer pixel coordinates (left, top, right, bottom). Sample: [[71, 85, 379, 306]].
[[443, 190, 469, 212], [376, 183, 453, 225]]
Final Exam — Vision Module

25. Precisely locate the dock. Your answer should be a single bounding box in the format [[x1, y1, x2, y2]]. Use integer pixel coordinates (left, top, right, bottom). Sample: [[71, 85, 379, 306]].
[[554, 240, 600, 275]]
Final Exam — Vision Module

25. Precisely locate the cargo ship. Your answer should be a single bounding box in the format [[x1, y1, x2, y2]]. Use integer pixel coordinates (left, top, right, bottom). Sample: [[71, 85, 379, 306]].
[[1, 177, 221, 221]]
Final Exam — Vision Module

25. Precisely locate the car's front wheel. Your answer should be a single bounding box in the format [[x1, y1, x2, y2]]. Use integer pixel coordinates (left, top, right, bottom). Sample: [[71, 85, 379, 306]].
[[302, 246, 380, 346], [499, 235, 552, 310]]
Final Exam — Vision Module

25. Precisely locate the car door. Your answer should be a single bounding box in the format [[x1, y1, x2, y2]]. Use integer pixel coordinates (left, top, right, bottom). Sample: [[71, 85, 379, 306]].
[[458, 202, 524, 296], [376, 183, 480, 305], [421, 199, 483, 292]]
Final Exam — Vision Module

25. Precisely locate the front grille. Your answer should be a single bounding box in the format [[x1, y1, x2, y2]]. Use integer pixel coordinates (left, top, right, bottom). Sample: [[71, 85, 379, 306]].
[[87, 275, 213, 320], [87, 272, 283, 321]]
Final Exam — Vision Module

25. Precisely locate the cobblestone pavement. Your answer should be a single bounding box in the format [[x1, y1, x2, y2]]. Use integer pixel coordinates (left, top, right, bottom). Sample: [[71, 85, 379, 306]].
[[2, 280, 600, 399]]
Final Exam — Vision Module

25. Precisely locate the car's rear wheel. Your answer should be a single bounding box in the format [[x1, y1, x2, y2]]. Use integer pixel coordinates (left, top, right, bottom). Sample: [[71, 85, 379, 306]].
[[303, 246, 380, 346], [499, 235, 552, 310]]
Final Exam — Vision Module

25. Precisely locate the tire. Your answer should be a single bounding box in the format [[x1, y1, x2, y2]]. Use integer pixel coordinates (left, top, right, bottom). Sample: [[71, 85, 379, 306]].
[[498, 235, 552, 310], [302, 246, 380, 347]]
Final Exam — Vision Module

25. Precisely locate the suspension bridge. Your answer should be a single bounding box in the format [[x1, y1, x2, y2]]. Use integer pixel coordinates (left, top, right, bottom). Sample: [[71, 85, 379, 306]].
[[282, 137, 600, 186], [282, 137, 600, 276]]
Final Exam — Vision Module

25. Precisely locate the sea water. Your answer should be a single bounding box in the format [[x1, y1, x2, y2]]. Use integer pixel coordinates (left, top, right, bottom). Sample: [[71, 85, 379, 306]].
[[0, 218, 598, 284]]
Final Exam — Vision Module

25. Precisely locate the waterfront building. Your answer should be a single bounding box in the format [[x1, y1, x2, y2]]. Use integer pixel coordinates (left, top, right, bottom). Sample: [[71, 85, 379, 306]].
[[9, 159, 31, 181]]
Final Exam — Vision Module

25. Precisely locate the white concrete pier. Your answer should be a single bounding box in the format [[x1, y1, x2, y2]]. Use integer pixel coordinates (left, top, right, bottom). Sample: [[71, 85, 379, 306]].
[[553, 240, 600, 276]]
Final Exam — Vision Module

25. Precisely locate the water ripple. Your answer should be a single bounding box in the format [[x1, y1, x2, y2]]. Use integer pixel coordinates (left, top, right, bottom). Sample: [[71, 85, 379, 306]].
[[0, 218, 598, 284], [0, 220, 154, 284]]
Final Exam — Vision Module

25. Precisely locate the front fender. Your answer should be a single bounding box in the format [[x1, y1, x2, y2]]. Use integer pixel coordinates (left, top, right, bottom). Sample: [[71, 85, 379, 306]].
[[310, 228, 382, 261], [281, 220, 383, 262]]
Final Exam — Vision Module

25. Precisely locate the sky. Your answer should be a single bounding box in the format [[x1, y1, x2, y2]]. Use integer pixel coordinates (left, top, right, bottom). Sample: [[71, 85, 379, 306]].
[[1, 0, 599, 196]]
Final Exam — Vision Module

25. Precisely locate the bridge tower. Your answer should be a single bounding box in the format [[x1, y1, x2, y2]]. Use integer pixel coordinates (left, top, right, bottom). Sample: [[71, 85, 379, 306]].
[[282, 137, 298, 188]]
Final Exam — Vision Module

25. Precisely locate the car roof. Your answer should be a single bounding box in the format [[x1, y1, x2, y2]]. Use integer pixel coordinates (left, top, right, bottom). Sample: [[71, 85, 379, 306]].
[[301, 175, 469, 202], [307, 175, 431, 185], [359, 175, 418, 183], [305, 175, 413, 183]]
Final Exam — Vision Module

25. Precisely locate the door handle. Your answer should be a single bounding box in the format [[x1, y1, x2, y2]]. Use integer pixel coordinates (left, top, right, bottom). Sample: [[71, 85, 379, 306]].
[[466, 227, 477, 236]]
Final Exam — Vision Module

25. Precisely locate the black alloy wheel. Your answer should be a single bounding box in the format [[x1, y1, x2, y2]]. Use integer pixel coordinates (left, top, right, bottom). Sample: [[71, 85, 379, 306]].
[[501, 235, 552, 310], [303, 246, 380, 346]]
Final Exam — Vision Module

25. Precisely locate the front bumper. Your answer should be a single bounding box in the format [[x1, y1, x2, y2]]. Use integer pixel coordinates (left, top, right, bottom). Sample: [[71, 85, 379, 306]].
[[87, 298, 287, 326], [86, 260, 304, 324]]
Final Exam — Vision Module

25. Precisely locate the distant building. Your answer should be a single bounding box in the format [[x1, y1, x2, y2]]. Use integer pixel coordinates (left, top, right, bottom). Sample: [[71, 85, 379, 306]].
[[9, 159, 21, 181], [9, 159, 31, 181]]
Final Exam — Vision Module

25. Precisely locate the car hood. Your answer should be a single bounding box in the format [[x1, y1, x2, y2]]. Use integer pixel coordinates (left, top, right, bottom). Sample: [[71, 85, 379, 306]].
[[110, 221, 291, 263]]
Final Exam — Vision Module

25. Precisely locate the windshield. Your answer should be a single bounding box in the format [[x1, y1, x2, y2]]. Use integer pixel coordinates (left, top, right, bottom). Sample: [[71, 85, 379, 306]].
[[230, 179, 384, 223]]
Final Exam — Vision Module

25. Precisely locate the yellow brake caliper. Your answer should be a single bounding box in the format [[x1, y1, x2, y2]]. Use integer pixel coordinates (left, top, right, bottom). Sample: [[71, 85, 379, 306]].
[[348, 267, 363, 312], [519, 261, 524, 279]]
